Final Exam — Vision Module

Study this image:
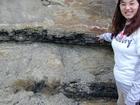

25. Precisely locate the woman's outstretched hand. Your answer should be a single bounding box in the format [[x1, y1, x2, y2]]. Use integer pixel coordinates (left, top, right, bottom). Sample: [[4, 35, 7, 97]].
[[96, 35, 104, 43]]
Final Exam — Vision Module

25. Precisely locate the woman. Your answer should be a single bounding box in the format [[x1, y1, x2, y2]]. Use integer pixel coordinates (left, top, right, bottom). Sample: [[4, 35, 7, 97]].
[[97, 0, 140, 104]]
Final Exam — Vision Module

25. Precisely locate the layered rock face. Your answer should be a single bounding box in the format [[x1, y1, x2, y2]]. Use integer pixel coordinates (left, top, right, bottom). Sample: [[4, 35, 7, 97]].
[[0, 0, 116, 33], [0, 0, 117, 105]]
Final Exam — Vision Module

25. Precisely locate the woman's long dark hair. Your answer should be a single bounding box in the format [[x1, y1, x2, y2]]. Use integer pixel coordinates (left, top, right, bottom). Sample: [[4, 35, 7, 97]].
[[111, 0, 140, 37]]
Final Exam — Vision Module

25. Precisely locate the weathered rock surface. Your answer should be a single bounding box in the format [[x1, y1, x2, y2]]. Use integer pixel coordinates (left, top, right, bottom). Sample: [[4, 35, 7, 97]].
[[0, 42, 116, 105], [0, 0, 116, 34]]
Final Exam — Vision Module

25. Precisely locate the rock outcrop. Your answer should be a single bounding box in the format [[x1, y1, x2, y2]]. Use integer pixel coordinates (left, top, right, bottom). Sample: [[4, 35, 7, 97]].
[[0, 0, 117, 105]]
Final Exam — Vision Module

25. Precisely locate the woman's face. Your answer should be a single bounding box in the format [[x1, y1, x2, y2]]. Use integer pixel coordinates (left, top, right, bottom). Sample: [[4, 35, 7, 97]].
[[119, 0, 139, 21]]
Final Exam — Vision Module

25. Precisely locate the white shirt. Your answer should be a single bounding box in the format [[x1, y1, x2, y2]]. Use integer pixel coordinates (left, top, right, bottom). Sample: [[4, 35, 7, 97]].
[[99, 28, 140, 105]]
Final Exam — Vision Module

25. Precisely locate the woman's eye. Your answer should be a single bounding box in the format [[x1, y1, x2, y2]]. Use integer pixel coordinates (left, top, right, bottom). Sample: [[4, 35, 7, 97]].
[[130, 2, 134, 6], [120, 3, 126, 7]]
